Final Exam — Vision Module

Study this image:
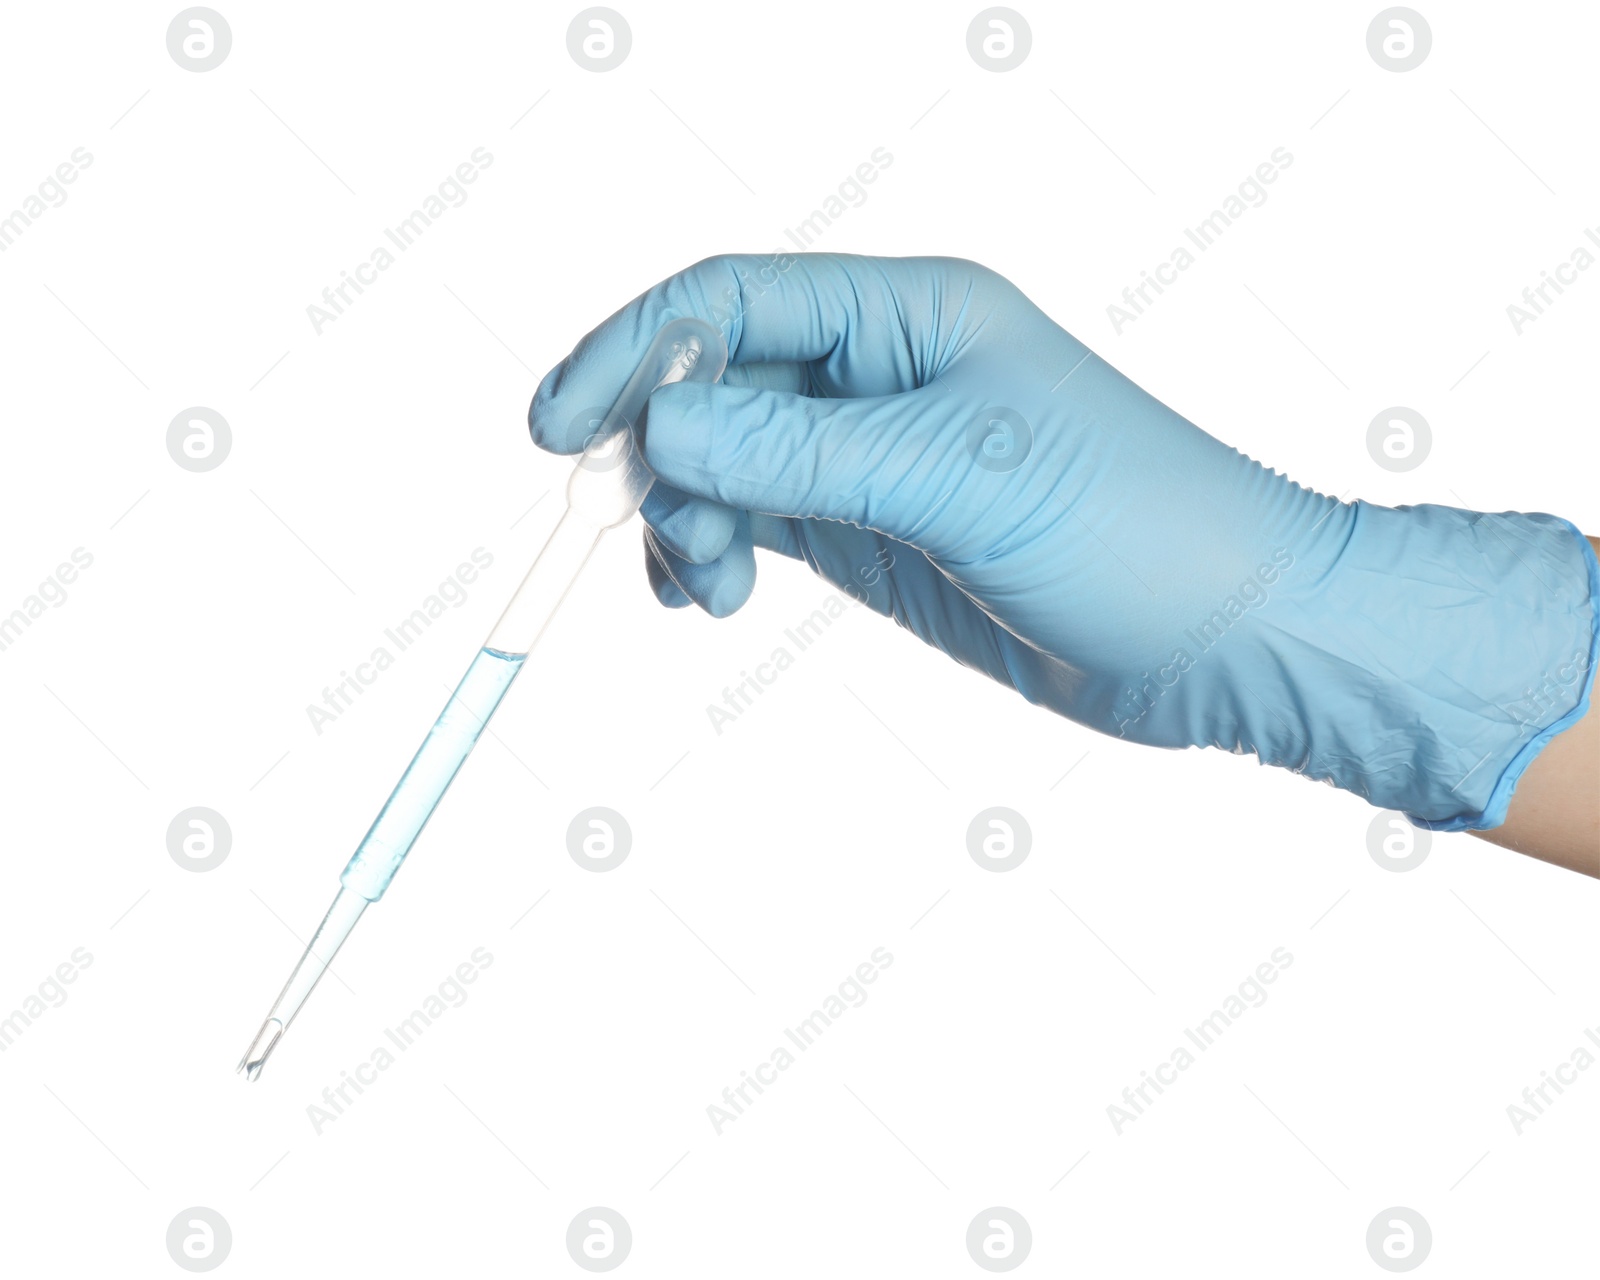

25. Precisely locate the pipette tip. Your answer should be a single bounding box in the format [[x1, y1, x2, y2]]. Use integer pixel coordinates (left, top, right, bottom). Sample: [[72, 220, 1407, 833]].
[[236, 1017, 284, 1082]]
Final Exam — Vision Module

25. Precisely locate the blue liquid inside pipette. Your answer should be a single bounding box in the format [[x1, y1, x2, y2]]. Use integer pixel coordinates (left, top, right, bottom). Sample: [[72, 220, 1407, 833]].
[[339, 646, 526, 902]]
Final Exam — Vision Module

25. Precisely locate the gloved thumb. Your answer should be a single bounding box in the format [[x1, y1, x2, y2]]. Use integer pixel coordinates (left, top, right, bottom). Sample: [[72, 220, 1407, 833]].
[[642, 381, 993, 556]]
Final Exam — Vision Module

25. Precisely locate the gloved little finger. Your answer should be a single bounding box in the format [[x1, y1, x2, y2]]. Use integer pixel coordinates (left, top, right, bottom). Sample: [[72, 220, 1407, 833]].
[[646, 509, 757, 618], [640, 481, 739, 566], [645, 531, 693, 608]]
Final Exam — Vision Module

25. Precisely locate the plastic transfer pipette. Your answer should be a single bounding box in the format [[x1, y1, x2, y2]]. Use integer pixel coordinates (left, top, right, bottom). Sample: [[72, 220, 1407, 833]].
[[237, 318, 728, 1080]]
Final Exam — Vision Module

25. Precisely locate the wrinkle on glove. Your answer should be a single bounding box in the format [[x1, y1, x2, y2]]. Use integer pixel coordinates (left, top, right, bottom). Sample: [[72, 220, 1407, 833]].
[[1108, 500, 1599, 829]]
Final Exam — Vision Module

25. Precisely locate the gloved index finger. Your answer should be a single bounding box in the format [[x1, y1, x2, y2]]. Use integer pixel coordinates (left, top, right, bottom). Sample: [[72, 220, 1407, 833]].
[[529, 253, 935, 453]]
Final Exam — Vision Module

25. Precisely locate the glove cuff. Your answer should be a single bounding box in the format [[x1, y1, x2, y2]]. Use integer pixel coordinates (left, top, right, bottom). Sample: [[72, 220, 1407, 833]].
[[1403, 512, 1599, 830], [1274, 503, 1599, 829]]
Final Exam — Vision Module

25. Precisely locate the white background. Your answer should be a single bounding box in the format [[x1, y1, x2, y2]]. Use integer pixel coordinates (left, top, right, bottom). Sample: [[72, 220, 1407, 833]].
[[1, 1, 1596, 1275]]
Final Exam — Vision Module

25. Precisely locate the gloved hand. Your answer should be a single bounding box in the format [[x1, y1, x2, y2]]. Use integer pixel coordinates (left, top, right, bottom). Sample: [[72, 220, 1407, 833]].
[[530, 254, 1598, 830]]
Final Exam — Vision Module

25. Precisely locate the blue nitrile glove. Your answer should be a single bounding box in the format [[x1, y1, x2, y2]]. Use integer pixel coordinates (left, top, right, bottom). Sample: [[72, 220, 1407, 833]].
[[529, 254, 1599, 830]]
